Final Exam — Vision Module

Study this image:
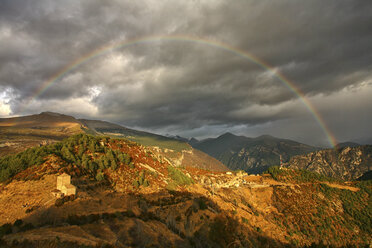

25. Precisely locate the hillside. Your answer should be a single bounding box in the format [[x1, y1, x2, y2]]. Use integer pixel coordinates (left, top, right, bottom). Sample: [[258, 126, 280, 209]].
[[1, 112, 227, 173], [287, 145, 372, 181], [79, 119, 190, 152], [0, 112, 85, 156], [193, 133, 318, 174], [0, 112, 191, 156], [0, 135, 370, 247]]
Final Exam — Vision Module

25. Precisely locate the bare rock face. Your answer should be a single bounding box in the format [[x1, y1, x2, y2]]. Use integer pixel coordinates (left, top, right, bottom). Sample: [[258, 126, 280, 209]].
[[287, 145, 372, 180]]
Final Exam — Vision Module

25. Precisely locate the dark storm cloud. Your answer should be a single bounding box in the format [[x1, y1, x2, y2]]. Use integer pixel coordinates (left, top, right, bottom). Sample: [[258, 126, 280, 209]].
[[1, 0, 372, 146]]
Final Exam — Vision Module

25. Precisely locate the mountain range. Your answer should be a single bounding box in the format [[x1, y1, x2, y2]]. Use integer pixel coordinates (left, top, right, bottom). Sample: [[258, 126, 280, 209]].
[[2, 112, 371, 179], [191, 132, 319, 174]]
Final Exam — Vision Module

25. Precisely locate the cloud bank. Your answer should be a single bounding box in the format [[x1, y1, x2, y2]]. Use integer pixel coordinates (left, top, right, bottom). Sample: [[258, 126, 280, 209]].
[[1, 0, 372, 146]]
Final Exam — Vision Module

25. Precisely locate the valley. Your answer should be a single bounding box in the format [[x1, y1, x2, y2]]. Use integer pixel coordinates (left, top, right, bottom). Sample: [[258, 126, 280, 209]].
[[0, 132, 371, 247], [0, 113, 371, 247]]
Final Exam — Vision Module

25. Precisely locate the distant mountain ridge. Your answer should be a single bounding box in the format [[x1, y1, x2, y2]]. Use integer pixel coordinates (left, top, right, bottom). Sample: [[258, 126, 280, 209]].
[[287, 145, 372, 180], [192, 132, 319, 174], [336, 141, 361, 148]]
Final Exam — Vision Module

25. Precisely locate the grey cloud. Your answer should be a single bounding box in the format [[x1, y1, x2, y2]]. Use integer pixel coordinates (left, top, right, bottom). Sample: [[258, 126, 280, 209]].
[[1, 0, 372, 146]]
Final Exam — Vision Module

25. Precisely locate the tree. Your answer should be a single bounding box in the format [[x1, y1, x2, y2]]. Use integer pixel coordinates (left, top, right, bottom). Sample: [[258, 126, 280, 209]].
[[143, 179, 149, 187], [139, 171, 145, 185], [103, 157, 110, 168], [118, 153, 131, 165], [89, 141, 96, 153], [96, 171, 105, 181], [88, 161, 98, 173], [82, 155, 89, 170], [107, 150, 115, 161], [78, 145, 85, 157], [111, 160, 118, 170]]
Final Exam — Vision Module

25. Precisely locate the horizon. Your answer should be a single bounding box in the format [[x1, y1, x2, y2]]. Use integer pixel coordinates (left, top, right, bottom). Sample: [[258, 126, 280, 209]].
[[2, 110, 368, 148], [1, 1, 372, 147]]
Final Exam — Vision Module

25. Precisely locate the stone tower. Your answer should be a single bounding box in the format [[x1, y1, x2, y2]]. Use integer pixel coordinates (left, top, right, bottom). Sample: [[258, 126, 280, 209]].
[[56, 173, 76, 196]]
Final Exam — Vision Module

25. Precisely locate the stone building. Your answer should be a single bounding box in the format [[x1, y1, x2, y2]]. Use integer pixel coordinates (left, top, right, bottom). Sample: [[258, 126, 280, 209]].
[[56, 173, 76, 196]]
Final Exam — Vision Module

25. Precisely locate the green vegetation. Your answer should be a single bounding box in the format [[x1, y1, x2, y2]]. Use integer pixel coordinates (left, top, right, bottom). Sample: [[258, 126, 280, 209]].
[[132, 170, 150, 188], [129, 136, 190, 153], [267, 166, 338, 183], [0, 134, 132, 182], [132, 180, 139, 188], [167, 166, 194, 187], [272, 179, 371, 245], [95, 171, 105, 181], [241, 217, 249, 224], [143, 179, 149, 187], [319, 181, 372, 233]]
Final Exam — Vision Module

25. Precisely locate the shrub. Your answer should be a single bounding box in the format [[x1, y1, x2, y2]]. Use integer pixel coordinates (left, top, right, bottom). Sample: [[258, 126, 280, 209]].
[[118, 153, 131, 165], [13, 219, 23, 227], [66, 215, 80, 225], [0, 223, 12, 237], [133, 180, 140, 188], [20, 223, 34, 232], [55, 198, 64, 207], [139, 171, 145, 185], [196, 197, 208, 210], [111, 160, 118, 170], [95, 172, 105, 181], [87, 214, 100, 223], [167, 166, 194, 186], [143, 179, 149, 187]]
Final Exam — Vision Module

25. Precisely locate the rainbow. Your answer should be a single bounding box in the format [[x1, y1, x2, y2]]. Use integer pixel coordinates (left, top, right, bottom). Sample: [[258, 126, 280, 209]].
[[24, 34, 337, 147]]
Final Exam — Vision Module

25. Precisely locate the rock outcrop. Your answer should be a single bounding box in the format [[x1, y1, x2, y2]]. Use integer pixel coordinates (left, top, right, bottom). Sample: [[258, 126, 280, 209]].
[[193, 133, 318, 174], [287, 145, 372, 180]]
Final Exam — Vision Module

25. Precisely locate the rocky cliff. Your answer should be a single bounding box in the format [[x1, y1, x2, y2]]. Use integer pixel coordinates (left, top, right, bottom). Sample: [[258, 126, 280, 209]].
[[193, 133, 318, 174], [287, 145, 372, 180]]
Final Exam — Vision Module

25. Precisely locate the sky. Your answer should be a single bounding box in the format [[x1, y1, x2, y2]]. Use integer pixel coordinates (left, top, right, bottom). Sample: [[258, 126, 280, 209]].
[[1, 0, 372, 147]]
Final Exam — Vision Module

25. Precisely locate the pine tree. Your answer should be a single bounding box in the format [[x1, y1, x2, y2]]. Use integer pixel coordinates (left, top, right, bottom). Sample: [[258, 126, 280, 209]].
[[98, 159, 105, 170], [78, 145, 85, 157], [111, 160, 118, 170], [89, 142, 95, 153], [103, 157, 110, 168], [96, 171, 105, 181], [107, 150, 115, 161]]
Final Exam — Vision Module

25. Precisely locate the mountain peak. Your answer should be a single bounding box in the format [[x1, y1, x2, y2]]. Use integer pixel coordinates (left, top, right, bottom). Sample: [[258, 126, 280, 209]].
[[336, 141, 360, 148], [218, 132, 236, 138]]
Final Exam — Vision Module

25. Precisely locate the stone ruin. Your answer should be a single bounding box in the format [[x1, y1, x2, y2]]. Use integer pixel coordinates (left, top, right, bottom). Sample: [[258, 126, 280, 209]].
[[52, 173, 76, 197]]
